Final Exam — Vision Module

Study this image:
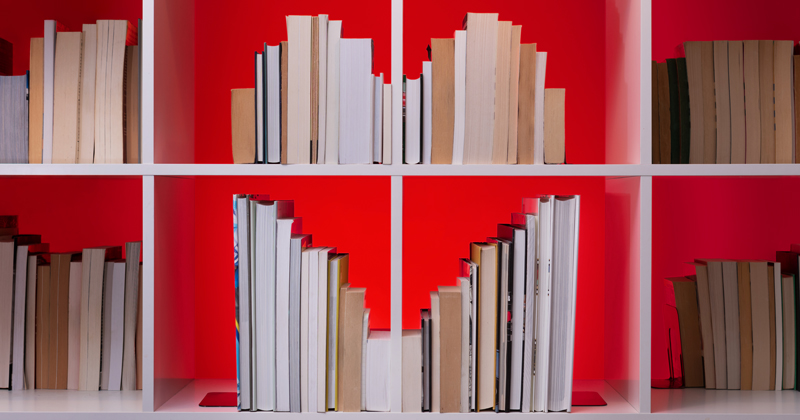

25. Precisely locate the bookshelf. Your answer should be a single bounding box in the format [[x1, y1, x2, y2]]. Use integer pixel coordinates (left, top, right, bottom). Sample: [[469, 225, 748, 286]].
[[1, 0, 799, 418]]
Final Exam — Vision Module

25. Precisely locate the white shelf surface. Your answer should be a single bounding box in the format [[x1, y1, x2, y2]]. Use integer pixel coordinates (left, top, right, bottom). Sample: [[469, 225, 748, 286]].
[[0, 389, 141, 413], [651, 388, 800, 416], [1, 164, 800, 177]]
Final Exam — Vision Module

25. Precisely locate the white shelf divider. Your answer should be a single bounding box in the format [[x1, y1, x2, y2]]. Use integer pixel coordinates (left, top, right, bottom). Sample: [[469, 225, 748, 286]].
[[391, 176, 403, 412]]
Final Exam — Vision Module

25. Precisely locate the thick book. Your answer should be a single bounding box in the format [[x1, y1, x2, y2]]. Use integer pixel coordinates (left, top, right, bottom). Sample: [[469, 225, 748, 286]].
[[439, 286, 462, 413], [700, 259, 727, 389], [713, 41, 731, 164], [0, 74, 28, 163], [275, 216, 302, 411], [458, 258, 478, 411], [286, 16, 312, 164], [774, 40, 793, 163], [656, 62, 671, 164], [683, 42, 704, 163], [340, 287, 365, 412], [666, 59, 680, 164], [325, 21, 342, 164], [728, 41, 746, 164], [422, 61, 432, 164], [125, 44, 141, 164], [339, 39, 374, 164], [750, 261, 771, 390], [462, 13, 498, 164], [452, 30, 467, 165], [544, 89, 566, 164], [517, 43, 536, 164], [327, 254, 349, 410], [431, 38, 455, 164], [721, 261, 740, 388], [489, 237, 511, 411], [700, 41, 716, 164], [78, 25, 97, 164], [53, 253, 77, 390], [738, 261, 754, 390], [470, 242, 496, 410], [36, 263, 51, 388], [743, 41, 761, 163], [234, 196, 252, 410], [122, 244, 141, 390], [26, 251, 46, 389], [402, 329, 422, 412], [666, 277, 703, 387], [533, 51, 547, 165], [305, 248, 321, 412], [100, 261, 126, 391], [10, 242, 47, 389], [759, 40, 775, 163], [365, 330, 391, 411], [676, 58, 690, 164], [29, 38, 44, 164], [404, 76, 421, 164], [232, 89, 256, 163], [492, 21, 512, 164], [534, 197, 553, 412], [512, 210, 537, 412], [508, 26, 521, 164]]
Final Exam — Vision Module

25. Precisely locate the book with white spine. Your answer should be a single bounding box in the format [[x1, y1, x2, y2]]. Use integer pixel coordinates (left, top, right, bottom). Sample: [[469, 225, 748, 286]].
[[511, 210, 537, 412], [534, 196, 552, 411], [316, 247, 335, 412], [339, 38, 374, 164], [276, 216, 302, 411], [405, 77, 421, 164], [374, 74, 384, 163], [325, 21, 343, 164], [317, 15, 329, 163], [286, 16, 312, 164], [452, 30, 467, 164], [266, 46, 281, 163], [43, 20, 56, 164], [422, 61, 433, 164], [256, 52, 264, 163]]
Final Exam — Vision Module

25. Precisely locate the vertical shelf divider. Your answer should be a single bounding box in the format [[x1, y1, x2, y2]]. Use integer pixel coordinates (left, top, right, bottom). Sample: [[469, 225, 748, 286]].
[[142, 175, 155, 412], [391, 175, 404, 412], [639, 175, 652, 413], [142, 0, 155, 165], [391, 0, 403, 166], [640, 0, 652, 166]]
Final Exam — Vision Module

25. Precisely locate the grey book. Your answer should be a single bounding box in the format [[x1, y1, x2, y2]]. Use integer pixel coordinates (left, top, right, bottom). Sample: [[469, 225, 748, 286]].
[[421, 309, 431, 412], [0, 74, 28, 163]]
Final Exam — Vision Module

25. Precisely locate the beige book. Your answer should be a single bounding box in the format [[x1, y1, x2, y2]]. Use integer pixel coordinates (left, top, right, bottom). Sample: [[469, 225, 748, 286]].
[[507, 26, 521, 163], [336, 283, 349, 410], [431, 38, 455, 164], [430, 292, 440, 412], [36, 264, 50, 388], [738, 261, 753, 390], [773, 40, 793, 163], [136, 264, 142, 390], [690, 261, 715, 389], [52, 254, 76, 390], [714, 41, 731, 163], [281, 41, 289, 164], [121, 242, 141, 390], [743, 41, 761, 163], [340, 287, 365, 412], [782, 273, 795, 389], [759, 40, 775, 163], [471, 242, 496, 410], [402, 330, 422, 412], [517, 44, 536, 164], [67, 260, 82, 390], [657, 62, 671, 163], [47, 256, 60, 388], [463, 13, 498, 164], [78, 25, 97, 164], [29, 38, 44, 164], [438, 286, 462, 413], [721, 260, 740, 389], [728, 41, 746, 164], [125, 45, 140, 163], [383, 85, 392, 164], [231, 89, 255, 163], [287, 16, 312, 164], [768, 264, 776, 390], [544, 89, 566, 164], [750, 261, 771, 390], [684, 42, 705, 163], [491, 21, 512, 164], [52, 32, 83, 163], [25, 255, 39, 388], [703, 260, 727, 388], [651, 61, 660, 164], [311, 16, 319, 164], [94, 21, 109, 163], [700, 42, 716, 164]]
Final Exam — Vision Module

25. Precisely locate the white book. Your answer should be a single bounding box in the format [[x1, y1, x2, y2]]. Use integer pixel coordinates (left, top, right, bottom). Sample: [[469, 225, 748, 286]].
[[317, 15, 329, 164], [452, 30, 467, 165], [67, 261, 82, 390], [775, 263, 783, 391], [100, 262, 114, 390], [254, 201, 277, 410], [512, 211, 538, 412], [325, 21, 343, 164], [405, 77, 421, 164], [382, 85, 392, 164], [286, 16, 313, 164], [458, 278, 470, 412], [107, 261, 126, 391], [43, 20, 56, 164], [300, 247, 317, 413], [422, 61, 433, 164], [533, 52, 547, 165], [10, 245, 29, 390], [373, 74, 384, 163], [276, 217, 300, 411], [463, 13, 498, 164], [466, 260, 478, 411], [316, 248, 334, 412], [306, 247, 323, 413], [25, 255, 39, 389], [235, 196, 253, 410], [122, 243, 141, 391], [256, 53, 264, 163], [534, 197, 553, 412], [289, 234, 309, 412], [509, 226, 526, 410], [266, 46, 281, 163], [78, 24, 97, 164], [327, 256, 343, 409], [339, 38, 374, 164], [361, 308, 370, 410], [430, 291, 440, 412], [366, 330, 391, 411], [402, 330, 422, 412]]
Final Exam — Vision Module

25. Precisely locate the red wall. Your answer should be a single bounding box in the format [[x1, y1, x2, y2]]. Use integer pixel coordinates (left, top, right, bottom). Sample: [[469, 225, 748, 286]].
[[403, 177, 605, 379]]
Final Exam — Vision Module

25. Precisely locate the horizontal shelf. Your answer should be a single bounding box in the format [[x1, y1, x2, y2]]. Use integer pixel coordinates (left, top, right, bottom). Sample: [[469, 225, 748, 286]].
[[652, 388, 800, 416], [0, 389, 141, 413], [1, 164, 800, 177]]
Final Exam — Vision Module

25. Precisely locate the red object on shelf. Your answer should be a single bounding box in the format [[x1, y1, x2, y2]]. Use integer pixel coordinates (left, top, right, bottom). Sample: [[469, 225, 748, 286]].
[[652, 279, 683, 389]]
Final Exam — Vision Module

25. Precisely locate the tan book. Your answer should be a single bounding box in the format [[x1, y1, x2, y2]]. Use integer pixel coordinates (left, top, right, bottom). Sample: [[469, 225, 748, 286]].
[[281, 41, 289, 164], [463, 13, 498, 164], [231, 89, 256, 163], [431, 38, 455, 164], [737, 261, 753, 390], [700, 42, 716, 164], [78, 25, 97, 164], [310, 16, 319, 164], [402, 330, 422, 412], [507, 26, 521, 163], [52, 32, 83, 164], [666, 277, 703, 387], [125, 45, 140, 164], [714, 41, 731, 163], [430, 292, 440, 412], [773, 41, 793, 163], [471, 242, 496, 410], [29, 38, 44, 164], [336, 283, 349, 410], [36, 264, 50, 388], [728, 41, 746, 164], [136, 263, 142, 390], [94, 21, 134, 164], [651, 61, 660, 164], [795, 56, 800, 164], [690, 261, 715, 389], [340, 287, 365, 412], [657, 62, 672, 163], [750, 261, 771, 390], [684, 42, 705, 163], [768, 263, 776, 389], [491, 21, 512, 164], [51, 254, 76, 389], [516, 44, 536, 164], [544, 88, 565, 164], [759, 40, 775, 163], [25, 254, 40, 389], [744, 41, 761, 163], [121, 243, 141, 390], [782, 273, 795, 389], [94, 21, 109, 163], [67, 260, 81, 390], [702, 260, 727, 388], [721, 260, 740, 389], [438, 286, 462, 412], [47, 257, 60, 388]]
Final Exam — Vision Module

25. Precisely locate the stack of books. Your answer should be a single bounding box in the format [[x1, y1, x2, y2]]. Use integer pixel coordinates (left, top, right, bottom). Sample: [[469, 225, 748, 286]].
[[233, 195, 389, 412], [0, 21, 142, 164], [653, 41, 799, 164], [404, 13, 565, 165], [403, 195, 580, 413], [660, 247, 800, 391], [0, 215, 143, 391], [231, 16, 391, 165]]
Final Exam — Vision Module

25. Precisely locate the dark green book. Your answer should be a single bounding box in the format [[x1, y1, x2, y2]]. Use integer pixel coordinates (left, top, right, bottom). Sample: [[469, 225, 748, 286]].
[[677, 58, 691, 164], [666, 59, 680, 164]]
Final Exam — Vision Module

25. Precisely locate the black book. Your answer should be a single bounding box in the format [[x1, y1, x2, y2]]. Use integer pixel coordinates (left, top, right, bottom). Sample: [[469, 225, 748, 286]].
[[677, 58, 691, 164], [666, 59, 680, 164], [421, 309, 431, 411]]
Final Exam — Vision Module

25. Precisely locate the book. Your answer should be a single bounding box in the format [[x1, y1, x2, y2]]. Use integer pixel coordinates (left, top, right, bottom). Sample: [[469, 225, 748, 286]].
[[136, 264, 142, 390], [782, 273, 795, 389], [78, 25, 97, 164], [0, 74, 28, 163], [339, 39, 374, 165], [276, 216, 302, 411], [26, 251, 46, 389], [677, 58, 690, 164], [665, 277, 703, 387], [121, 242, 141, 390], [439, 286, 462, 413], [286, 16, 312, 164], [36, 263, 51, 388], [713, 41, 731, 164], [29, 38, 44, 164], [11, 242, 47, 389], [125, 45, 140, 163], [743, 41, 761, 163], [684, 42, 704, 163], [517, 43, 536, 164], [100, 261, 126, 391], [231, 89, 256, 163], [266, 45, 281, 164], [316, 247, 335, 412], [340, 287, 365, 412], [534, 197, 553, 412], [656, 62, 671, 163], [422, 61, 432, 164], [281, 41, 289, 164], [689, 261, 715, 388], [43, 20, 57, 164], [470, 242, 496, 410], [300, 247, 315, 412], [325, 21, 342, 164], [508, 26, 521, 164], [499, 224, 525, 410], [770, 263, 783, 391], [490, 237, 511, 411], [722, 260, 740, 388], [544, 89, 566, 164], [52, 31, 83, 163], [311, 17, 319, 164], [361, 309, 370, 411], [738, 261, 754, 390], [373, 74, 384, 163], [431, 38, 455, 164], [728, 41, 746, 164], [234, 196, 252, 410], [452, 30, 467, 165], [458, 259, 478, 411], [430, 292, 440, 412], [492, 21, 512, 165], [750, 261, 771, 390], [365, 330, 390, 411], [95, 21, 136, 164], [666, 59, 680, 164], [759, 40, 775, 163], [512, 210, 537, 412], [55, 253, 77, 389], [463, 13, 498, 164], [402, 329, 422, 412], [289, 233, 310, 412], [652, 62, 660, 164], [383, 84, 392, 164], [700, 41, 716, 164], [458, 277, 470, 412], [317, 15, 329, 164], [701, 259, 727, 389], [255, 52, 264, 163], [404, 76, 421, 164], [534, 51, 547, 165], [774, 40, 793, 163], [420, 309, 431, 412], [305, 247, 321, 412], [327, 254, 349, 410]]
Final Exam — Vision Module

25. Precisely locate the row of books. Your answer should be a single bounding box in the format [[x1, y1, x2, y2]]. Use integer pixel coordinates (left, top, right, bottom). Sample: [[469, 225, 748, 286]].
[[0, 216, 143, 391], [0, 20, 142, 164], [652, 40, 798, 164], [404, 13, 565, 165], [231, 16, 390, 165], [402, 196, 580, 413], [660, 247, 800, 391], [233, 195, 389, 412]]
